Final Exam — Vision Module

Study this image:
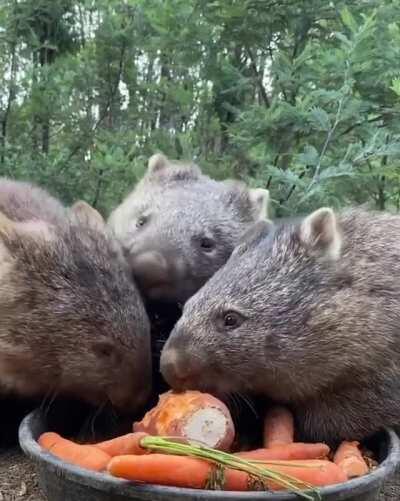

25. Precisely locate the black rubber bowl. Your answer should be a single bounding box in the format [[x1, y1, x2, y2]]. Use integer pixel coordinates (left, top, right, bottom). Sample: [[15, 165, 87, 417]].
[[19, 409, 400, 501]]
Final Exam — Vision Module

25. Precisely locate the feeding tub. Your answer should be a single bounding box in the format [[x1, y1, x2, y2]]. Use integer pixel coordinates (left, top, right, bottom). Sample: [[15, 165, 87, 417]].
[[19, 408, 400, 501]]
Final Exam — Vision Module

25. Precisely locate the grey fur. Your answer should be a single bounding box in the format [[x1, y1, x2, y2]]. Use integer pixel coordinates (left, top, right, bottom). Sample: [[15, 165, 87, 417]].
[[0, 179, 151, 413], [161, 208, 400, 443], [108, 153, 269, 304], [0, 179, 67, 225]]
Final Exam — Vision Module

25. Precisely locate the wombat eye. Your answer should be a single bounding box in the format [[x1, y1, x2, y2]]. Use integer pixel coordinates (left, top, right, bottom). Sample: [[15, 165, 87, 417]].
[[200, 237, 215, 252], [222, 311, 243, 329], [136, 216, 147, 228]]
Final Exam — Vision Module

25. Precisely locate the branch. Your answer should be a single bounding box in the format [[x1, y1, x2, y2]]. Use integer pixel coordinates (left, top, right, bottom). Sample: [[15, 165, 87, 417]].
[[267, 45, 288, 102], [338, 114, 386, 137], [282, 170, 306, 204], [245, 47, 270, 107], [1, 7, 18, 164], [305, 92, 346, 193], [60, 38, 127, 171], [92, 169, 104, 208]]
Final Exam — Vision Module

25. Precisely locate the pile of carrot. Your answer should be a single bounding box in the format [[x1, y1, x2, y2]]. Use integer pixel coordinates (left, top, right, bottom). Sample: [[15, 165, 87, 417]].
[[37, 402, 373, 495]]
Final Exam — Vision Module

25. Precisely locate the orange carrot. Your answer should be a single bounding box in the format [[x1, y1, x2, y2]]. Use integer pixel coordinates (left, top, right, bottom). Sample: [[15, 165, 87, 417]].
[[236, 442, 330, 461], [108, 453, 212, 489], [38, 432, 60, 450], [333, 441, 369, 478], [94, 432, 149, 457], [108, 453, 347, 491], [262, 460, 347, 490], [225, 459, 347, 491], [38, 432, 111, 472], [263, 405, 294, 448]]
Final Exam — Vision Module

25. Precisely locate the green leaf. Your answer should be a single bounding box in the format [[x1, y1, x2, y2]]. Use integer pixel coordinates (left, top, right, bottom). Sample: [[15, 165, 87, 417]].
[[334, 32, 352, 47], [298, 145, 319, 167], [340, 7, 358, 33], [390, 78, 400, 97], [309, 107, 331, 131]]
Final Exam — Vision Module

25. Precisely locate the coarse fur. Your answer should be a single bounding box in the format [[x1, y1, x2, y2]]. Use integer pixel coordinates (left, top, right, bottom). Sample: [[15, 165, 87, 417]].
[[0, 179, 67, 225], [0, 179, 152, 414], [161, 207, 400, 443], [108, 153, 269, 306]]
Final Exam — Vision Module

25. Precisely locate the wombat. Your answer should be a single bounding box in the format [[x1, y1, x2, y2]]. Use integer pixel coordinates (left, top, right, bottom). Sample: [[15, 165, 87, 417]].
[[108, 153, 269, 306], [161, 207, 400, 444], [0, 179, 152, 415]]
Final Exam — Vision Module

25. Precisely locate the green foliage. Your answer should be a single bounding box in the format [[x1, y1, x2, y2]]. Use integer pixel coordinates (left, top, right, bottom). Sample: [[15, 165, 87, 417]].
[[0, 0, 399, 216]]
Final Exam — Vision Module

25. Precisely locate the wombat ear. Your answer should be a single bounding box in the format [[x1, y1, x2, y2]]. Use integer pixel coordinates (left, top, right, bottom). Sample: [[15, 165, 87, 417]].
[[299, 208, 342, 259], [69, 201, 106, 232], [147, 153, 202, 180], [249, 188, 269, 220], [224, 182, 269, 220], [233, 219, 275, 258], [0, 212, 55, 243], [147, 153, 170, 174]]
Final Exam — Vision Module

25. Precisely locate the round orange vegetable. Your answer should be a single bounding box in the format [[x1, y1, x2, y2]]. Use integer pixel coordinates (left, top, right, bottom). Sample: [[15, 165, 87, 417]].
[[133, 390, 235, 451]]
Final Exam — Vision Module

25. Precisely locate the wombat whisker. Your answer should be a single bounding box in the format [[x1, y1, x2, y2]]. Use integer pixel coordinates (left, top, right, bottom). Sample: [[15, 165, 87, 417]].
[[104, 399, 119, 425], [235, 392, 259, 419], [90, 401, 107, 438], [226, 393, 241, 419], [77, 401, 107, 441], [39, 390, 52, 413], [40, 388, 59, 417]]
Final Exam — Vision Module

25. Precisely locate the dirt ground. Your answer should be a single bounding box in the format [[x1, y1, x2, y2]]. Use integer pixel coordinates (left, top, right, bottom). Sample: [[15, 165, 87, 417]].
[[0, 449, 45, 501], [0, 447, 399, 501]]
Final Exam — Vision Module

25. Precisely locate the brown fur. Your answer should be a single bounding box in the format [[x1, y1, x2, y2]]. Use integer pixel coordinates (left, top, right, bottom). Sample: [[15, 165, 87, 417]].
[[0, 179, 151, 413]]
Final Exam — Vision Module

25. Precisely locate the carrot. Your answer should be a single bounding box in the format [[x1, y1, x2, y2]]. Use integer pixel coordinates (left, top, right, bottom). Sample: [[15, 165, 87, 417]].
[[263, 405, 294, 448], [94, 432, 149, 457], [262, 460, 347, 490], [108, 453, 212, 489], [38, 432, 60, 450], [226, 459, 347, 491], [333, 441, 369, 478], [38, 432, 111, 472], [236, 442, 330, 461], [108, 453, 347, 491]]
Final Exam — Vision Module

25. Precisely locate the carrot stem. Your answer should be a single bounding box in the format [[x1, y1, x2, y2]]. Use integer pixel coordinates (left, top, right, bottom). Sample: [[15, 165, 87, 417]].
[[140, 436, 322, 500]]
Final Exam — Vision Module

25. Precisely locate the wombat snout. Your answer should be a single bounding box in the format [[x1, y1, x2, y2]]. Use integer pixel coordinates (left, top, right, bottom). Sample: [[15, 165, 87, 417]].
[[109, 383, 151, 414], [131, 250, 170, 289], [160, 344, 202, 390]]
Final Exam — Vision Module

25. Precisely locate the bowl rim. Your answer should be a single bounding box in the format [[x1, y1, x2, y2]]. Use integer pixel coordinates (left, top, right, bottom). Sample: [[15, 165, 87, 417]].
[[19, 409, 400, 500]]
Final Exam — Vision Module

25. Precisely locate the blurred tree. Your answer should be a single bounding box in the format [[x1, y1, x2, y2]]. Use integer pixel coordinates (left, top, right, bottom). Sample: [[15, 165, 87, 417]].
[[0, 0, 399, 216]]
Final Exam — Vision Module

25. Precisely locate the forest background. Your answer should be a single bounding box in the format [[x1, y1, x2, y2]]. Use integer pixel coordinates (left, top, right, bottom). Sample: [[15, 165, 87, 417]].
[[1, 0, 400, 217]]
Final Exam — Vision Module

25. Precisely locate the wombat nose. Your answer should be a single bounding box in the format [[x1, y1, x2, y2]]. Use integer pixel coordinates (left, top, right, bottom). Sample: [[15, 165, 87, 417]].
[[132, 251, 169, 288], [110, 384, 151, 414], [160, 347, 199, 389]]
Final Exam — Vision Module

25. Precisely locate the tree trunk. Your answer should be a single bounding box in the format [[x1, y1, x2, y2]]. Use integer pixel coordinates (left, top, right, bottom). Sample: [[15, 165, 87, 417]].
[[0, 40, 17, 164]]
